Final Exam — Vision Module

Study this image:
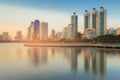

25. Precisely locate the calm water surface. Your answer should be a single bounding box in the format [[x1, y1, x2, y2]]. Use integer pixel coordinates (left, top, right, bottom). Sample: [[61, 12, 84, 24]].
[[0, 43, 120, 80]]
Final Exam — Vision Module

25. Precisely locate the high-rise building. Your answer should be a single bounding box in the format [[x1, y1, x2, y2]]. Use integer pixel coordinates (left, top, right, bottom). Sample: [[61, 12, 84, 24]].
[[40, 22, 48, 40], [92, 8, 99, 35], [83, 7, 107, 39], [84, 10, 90, 33], [99, 7, 107, 35], [50, 29, 56, 40], [71, 12, 78, 38], [33, 20, 40, 40], [61, 12, 78, 40], [27, 21, 34, 41]]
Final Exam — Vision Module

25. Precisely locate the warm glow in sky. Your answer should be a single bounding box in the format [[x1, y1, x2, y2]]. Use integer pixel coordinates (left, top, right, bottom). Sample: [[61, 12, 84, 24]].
[[0, 0, 120, 38]]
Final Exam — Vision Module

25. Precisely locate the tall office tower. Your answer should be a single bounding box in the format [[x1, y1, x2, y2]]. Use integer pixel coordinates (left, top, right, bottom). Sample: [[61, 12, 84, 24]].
[[92, 8, 99, 35], [33, 20, 40, 40], [84, 10, 90, 33], [67, 24, 74, 40], [50, 29, 56, 40], [40, 22, 48, 40], [71, 12, 78, 39], [99, 7, 107, 35]]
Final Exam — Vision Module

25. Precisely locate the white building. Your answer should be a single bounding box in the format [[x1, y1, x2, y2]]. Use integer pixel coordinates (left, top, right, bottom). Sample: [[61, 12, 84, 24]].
[[40, 22, 48, 40], [50, 29, 56, 40], [61, 27, 67, 39]]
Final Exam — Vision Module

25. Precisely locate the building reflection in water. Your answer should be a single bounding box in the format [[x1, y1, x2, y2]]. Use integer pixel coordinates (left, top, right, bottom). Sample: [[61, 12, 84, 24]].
[[27, 47, 48, 66], [84, 48, 91, 74], [84, 48, 107, 79], [51, 47, 55, 57], [64, 47, 81, 73]]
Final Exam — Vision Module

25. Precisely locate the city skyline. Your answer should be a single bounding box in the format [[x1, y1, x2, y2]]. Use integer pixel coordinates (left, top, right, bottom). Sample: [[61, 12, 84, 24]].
[[0, 0, 120, 38]]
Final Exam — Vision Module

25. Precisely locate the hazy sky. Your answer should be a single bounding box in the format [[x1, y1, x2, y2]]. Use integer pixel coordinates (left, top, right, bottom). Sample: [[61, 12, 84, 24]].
[[0, 0, 120, 38]]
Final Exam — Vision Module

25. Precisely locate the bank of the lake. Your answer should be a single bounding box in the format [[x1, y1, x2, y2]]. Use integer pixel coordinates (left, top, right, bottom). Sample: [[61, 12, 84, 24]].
[[24, 43, 120, 49]]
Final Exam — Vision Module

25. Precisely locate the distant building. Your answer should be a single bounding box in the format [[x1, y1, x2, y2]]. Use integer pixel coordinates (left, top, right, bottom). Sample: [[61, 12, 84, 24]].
[[116, 28, 120, 35], [2, 32, 11, 41], [92, 8, 99, 35], [33, 20, 40, 40], [40, 22, 48, 40], [27, 20, 40, 41], [84, 10, 90, 33], [27, 27, 30, 40], [99, 7, 107, 35], [50, 29, 56, 40], [56, 32, 62, 40], [14, 31, 23, 41], [107, 28, 116, 35], [71, 12, 78, 39], [84, 7, 107, 36], [0, 35, 2, 41], [61, 12, 78, 40], [61, 27, 67, 39], [27, 22, 33, 41]]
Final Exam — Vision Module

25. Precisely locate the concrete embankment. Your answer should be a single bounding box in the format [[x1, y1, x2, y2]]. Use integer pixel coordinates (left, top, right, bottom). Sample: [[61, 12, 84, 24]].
[[24, 43, 120, 49]]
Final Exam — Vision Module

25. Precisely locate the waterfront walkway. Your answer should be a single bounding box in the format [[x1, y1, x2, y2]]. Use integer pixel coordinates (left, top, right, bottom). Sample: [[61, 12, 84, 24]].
[[24, 43, 120, 49]]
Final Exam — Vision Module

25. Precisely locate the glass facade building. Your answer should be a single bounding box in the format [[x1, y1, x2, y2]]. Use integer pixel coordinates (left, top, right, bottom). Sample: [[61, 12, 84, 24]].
[[84, 10, 90, 33]]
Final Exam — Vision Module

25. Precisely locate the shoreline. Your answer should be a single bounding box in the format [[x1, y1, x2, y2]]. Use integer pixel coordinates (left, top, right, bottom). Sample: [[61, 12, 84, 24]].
[[24, 43, 120, 49]]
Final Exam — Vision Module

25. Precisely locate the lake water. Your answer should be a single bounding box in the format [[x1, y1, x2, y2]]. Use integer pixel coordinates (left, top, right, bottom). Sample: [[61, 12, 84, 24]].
[[0, 43, 120, 80]]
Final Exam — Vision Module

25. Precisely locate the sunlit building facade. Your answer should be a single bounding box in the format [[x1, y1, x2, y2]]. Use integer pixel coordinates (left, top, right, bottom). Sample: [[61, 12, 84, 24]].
[[116, 28, 120, 35], [27, 21, 34, 41], [50, 29, 56, 40], [61, 27, 67, 39], [40, 22, 48, 40]]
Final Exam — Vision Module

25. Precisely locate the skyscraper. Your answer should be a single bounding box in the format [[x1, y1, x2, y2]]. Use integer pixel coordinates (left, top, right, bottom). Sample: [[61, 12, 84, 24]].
[[33, 20, 40, 40], [71, 12, 78, 38], [92, 8, 99, 35], [27, 21, 34, 41], [40, 22, 48, 40], [84, 10, 90, 33], [99, 7, 107, 35]]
